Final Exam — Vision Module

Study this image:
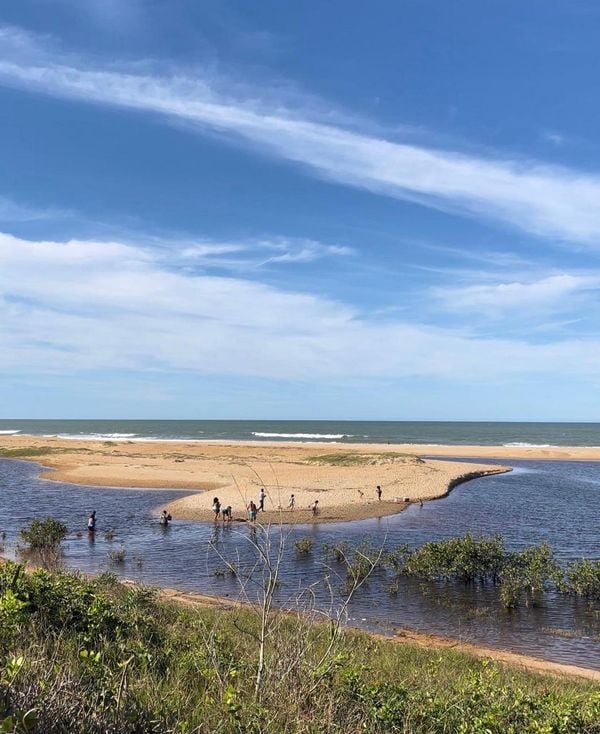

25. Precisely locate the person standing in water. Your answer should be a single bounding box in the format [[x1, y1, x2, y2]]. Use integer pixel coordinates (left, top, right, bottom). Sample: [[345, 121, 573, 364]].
[[248, 501, 258, 523], [376, 485, 382, 502], [160, 510, 172, 526], [259, 488, 267, 512], [212, 497, 221, 522], [87, 511, 97, 532]]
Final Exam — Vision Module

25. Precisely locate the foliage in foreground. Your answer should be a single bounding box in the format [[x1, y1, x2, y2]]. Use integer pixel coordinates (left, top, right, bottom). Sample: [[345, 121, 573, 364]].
[[0, 562, 598, 733]]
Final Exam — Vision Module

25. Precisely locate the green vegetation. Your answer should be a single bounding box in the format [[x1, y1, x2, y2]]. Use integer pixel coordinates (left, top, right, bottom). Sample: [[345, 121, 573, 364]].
[[19, 518, 68, 570], [305, 452, 421, 467], [0, 562, 598, 733], [19, 518, 68, 552], [563, 559, 600, 598], [0, 447, 92, 458], [107, 549, 126, 565], [294, 537, 314, 556], [379, 534, 600, 608], [0, 448, 54, 459]]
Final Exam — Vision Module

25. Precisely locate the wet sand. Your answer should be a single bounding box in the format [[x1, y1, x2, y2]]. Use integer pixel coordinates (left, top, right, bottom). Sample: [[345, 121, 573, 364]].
[[0, 435, 509, 523]]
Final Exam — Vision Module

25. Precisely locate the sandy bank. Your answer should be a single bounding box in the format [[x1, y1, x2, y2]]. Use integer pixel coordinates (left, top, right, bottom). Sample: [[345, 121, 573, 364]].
[[0, 435, 510, 524]]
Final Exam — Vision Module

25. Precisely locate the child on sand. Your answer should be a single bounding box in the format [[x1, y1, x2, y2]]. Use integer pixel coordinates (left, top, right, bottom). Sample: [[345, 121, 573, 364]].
[[376, 485, 382, 502], [212, 497, 221, 521], [310, 499, 319, 517], [288, 493, 295, 510], [222, 505, 232, 522]]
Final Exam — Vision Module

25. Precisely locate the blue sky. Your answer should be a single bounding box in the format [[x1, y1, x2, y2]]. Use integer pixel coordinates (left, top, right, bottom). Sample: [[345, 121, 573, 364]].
[[2, 1, 600, 420]]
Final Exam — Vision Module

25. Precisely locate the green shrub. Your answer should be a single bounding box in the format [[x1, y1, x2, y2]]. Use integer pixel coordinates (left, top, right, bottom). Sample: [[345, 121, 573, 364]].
[[563, 559, 600, 599], [295, 537, 314, 556], [0, 563, 597, 733], [20, 518, 67, 551]]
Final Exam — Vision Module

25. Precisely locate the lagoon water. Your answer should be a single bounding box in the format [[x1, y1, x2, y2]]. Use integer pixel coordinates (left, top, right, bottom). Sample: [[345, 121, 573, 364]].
[[0, 456, 599, 669], [3, 418, 600, 446]]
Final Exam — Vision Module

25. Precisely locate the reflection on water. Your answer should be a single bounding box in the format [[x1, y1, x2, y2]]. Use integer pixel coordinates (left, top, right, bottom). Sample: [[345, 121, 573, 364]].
[[0, 458, 598, 669]]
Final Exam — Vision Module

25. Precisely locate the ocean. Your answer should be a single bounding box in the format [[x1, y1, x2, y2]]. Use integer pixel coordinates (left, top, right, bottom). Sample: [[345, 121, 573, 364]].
[[1, 419, 600, 446]]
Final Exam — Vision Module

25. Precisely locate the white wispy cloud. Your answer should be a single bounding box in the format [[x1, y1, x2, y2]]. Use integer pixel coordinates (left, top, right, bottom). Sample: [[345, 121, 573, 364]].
[[0, 195, 71, 223], [3, 231, 600, 381], [1, 27, 600, 244], [256, 238, 354, 265], [432, 273, 597, 317], [172, 235, 353, 269]]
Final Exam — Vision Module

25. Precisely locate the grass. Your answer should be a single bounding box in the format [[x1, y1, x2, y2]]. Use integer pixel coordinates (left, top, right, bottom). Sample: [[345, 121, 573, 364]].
[[0, 447, 55, 458], [0, 446, 93, 458], [0, 562, 598, 733], [305, 452, 421, 467]]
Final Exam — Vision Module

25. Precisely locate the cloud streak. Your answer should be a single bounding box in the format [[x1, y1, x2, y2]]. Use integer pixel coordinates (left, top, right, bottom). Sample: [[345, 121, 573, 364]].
[[0, 195, 71, 223], [3, 231, 600, 382], [2, 27, 600, 244], [432, 274, 597, 317]]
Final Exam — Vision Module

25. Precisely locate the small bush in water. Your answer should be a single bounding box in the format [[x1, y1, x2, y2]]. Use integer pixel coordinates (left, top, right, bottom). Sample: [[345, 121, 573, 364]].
[[20, 518, 67, 551], [295, 537, 314, 556], [107, 549, 126, 565]]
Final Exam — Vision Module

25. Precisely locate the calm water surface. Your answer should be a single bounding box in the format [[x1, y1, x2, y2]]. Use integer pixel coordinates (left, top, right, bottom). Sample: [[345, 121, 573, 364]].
[[0, 458, 598, 669]]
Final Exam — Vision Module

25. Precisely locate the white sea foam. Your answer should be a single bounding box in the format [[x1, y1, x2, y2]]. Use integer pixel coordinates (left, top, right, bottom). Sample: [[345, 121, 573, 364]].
[[252, 432, 351, 439], [503, 442, 556, 448], [0, 429, 20, 434]]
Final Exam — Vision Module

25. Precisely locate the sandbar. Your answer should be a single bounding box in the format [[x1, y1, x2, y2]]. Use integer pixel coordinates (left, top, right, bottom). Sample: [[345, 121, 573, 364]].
[[0, 435, 511, 524]]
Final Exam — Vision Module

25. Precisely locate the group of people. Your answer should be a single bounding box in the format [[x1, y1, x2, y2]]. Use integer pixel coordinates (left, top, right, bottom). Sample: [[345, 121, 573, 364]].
[[209, 487, 322, 522], [86, 508, 172, 531], [211, 497, 233, 522], [85, 484, 424, 535], [208, 485, 391, 523], [212, 486, 270, 523]]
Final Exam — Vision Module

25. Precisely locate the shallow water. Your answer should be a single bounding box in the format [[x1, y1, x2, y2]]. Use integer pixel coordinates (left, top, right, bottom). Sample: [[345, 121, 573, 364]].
[[0, 458, 598, 669]]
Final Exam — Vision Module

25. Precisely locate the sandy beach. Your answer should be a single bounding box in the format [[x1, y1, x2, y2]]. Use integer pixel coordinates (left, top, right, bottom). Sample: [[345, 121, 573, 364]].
[[0, 435, 516, 524]]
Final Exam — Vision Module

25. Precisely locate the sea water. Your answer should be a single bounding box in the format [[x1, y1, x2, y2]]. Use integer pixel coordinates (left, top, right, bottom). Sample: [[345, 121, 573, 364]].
[[2, 419, 600, 446]]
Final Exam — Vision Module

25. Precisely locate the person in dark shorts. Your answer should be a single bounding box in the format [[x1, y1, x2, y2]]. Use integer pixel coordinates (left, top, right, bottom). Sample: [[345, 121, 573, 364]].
[[212, 497, 221, 521], [160, 510, 172, 526], [376, 485, 382, 502]]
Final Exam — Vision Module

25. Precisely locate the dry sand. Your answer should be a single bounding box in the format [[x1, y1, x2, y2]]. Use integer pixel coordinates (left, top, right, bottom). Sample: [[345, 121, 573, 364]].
[[0, 435, 512, 523]]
